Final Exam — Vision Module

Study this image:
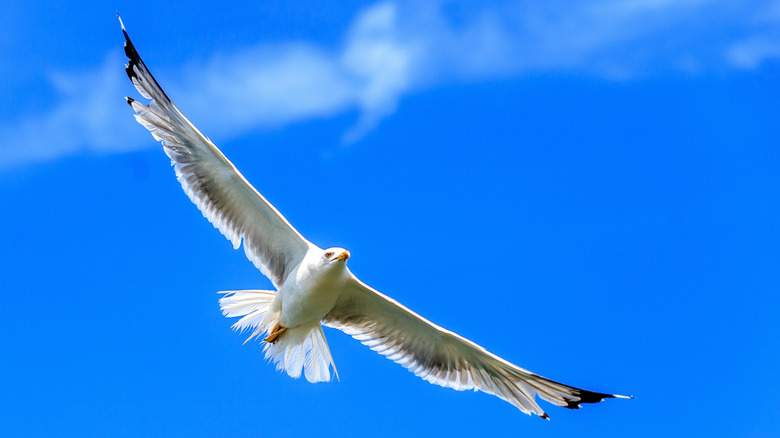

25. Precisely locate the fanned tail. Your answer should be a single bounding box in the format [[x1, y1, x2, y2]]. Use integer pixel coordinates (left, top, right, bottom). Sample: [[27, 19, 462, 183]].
[[219, 290, 338, 383], [263, 322, 338, 383]]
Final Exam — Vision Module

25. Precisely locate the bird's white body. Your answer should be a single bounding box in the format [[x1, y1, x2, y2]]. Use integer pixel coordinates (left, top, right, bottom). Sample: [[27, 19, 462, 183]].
[[277, 248, 348, 328], [121, 16, 629, 419]]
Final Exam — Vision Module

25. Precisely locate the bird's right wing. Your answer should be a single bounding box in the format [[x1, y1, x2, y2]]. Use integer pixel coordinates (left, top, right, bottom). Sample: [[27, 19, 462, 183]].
[[323, 275, 630, 418], [121, 18, 312, 288]]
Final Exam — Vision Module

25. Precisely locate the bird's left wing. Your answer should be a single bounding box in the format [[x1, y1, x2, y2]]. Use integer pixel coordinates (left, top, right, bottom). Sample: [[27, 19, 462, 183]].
[[323, 275, 629, 418], [121, 18, 312, 288]]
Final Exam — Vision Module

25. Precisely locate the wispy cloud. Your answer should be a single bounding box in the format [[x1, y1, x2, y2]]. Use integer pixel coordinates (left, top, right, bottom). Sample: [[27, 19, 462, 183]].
[[2, 0, 779, 168], [0, 53, 147, 169], [728, 37, 780, 69]]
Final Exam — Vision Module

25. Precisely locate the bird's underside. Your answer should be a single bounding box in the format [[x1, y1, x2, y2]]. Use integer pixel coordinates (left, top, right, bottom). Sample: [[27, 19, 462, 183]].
[[120, 16, 631, 419]]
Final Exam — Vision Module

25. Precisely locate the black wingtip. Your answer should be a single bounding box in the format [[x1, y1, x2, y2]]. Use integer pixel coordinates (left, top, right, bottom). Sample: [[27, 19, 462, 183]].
[[540, 413, 550, 420], [578, 390, 613, 405], [125, 96, 135, 106], [119, 15, 141, 82], [562, 389, 633, 409], [119, 16, 172, 103], [121, 23, 137, 81]]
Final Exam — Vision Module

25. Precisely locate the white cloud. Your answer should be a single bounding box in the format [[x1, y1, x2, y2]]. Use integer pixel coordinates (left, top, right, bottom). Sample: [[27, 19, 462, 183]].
[[172, 2, 418, 144], [0, 53, 147, 169], [2, 0, 779, 168], [728, 37, 780, 69], [340, 2, 417, 142]]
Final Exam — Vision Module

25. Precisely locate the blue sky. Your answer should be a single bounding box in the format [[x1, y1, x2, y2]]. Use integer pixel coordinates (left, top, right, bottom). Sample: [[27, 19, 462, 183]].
[[1, 0, 779, 436]]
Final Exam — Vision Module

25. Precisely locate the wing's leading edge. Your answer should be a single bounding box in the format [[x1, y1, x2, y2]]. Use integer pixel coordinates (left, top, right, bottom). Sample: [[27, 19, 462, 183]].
[[121, 17, 312, 288]]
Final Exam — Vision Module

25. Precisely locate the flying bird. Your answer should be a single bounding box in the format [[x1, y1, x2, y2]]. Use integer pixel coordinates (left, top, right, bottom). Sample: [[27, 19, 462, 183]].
[[120, 17, 630, 418]]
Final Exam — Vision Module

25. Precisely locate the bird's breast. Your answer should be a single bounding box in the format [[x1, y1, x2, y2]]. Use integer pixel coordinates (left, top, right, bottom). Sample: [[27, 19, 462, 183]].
[[277, 263, 345, 328]]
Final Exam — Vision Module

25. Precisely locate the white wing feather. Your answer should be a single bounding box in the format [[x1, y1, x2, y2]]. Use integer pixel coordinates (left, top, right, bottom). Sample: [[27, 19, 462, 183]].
[[121, 20, 313, 288], [323, 274, 630, 418]]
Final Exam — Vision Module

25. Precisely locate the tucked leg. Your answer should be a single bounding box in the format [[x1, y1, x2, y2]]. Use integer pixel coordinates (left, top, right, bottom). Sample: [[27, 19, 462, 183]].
[[264, 322, 288, 344]]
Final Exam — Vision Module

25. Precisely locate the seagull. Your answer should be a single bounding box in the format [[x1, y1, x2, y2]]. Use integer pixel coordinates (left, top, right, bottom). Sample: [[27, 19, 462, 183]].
[[120, 17, 630, 418]]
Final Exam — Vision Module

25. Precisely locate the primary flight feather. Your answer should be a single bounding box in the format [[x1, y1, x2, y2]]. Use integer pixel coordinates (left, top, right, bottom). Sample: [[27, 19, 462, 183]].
[[120, 17, 630, 418]]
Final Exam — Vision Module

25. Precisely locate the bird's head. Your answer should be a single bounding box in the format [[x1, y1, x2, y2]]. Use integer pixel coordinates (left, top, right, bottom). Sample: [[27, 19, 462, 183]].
[[323, 247, 350, 266]]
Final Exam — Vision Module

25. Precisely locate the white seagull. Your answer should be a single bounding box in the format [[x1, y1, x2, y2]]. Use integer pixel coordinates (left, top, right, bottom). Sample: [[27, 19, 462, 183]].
[[121, 18, 630, 418]]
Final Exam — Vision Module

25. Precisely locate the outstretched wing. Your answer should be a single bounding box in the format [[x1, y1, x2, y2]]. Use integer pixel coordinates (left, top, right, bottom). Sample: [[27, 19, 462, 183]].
[[323, 275, 630, 418], [121, 18, 312, 288]]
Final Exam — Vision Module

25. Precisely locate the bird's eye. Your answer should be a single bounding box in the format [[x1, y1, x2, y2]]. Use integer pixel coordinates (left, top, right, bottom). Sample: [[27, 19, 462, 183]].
[[325, 252, 334, 258]]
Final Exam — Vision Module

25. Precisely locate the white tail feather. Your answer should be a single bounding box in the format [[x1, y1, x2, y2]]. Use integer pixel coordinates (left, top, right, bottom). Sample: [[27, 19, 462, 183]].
[[219, 290, 337, 383], [219, 289, 277, 335]]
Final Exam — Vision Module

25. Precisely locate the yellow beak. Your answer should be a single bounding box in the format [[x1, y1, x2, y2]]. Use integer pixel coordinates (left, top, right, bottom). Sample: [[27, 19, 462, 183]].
[[335, 250, 350, 261]]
